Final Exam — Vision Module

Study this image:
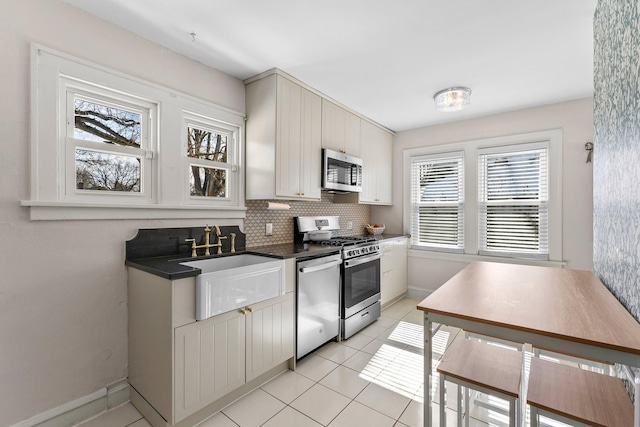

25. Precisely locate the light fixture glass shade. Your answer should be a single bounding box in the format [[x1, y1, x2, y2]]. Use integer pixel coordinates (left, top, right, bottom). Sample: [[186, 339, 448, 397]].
[[433, 87, 472, 112]]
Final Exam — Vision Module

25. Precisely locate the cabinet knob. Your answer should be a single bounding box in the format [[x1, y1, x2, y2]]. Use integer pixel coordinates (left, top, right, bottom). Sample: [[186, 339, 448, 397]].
[[240, 309, 246, 315], [301, 192, 305, 196], [247, 307, 254, 313]]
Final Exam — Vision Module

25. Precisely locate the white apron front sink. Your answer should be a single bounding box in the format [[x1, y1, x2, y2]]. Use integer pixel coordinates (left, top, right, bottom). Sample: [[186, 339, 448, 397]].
[[181, 254, 285, 320]]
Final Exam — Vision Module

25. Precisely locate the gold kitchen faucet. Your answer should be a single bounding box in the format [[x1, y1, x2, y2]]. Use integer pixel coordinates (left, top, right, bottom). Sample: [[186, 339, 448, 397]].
[[185, 225, 223, 257]]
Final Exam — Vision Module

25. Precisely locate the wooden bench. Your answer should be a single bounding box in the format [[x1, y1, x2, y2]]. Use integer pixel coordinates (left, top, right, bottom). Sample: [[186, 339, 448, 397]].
[[437, 337, 523, 426], [527, 357, 634, 427]]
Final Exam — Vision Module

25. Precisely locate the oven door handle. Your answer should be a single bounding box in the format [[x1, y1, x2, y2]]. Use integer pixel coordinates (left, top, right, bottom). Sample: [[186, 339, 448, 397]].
[[299, 259, 342, 274], [344, 253, 382, 268]]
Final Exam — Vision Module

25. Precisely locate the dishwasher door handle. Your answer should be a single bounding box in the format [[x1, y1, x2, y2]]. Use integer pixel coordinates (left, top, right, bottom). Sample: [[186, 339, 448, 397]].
[[299, 259, 342, 274]]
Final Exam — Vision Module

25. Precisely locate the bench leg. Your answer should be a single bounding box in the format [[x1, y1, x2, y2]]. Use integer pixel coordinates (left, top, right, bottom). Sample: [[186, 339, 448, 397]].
[[439, 374, 446, 426]]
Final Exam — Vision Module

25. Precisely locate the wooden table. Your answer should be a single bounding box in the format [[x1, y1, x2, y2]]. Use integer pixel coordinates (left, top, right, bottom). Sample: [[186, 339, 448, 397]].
[[417, 261, 640, 427]]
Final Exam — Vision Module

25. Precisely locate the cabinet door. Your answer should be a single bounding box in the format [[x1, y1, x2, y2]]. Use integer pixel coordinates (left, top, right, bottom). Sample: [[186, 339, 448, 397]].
[[246, 293, 295, 382], [379, 238, 408, 306], [360, 121, 393, 205], [299, 88, 322, 199], [322, 100, 361, 156], [380, 241, 395, 306], [275, 76, 303, 199], [174, 310, 245, 423], [276, 77, 322, 200]]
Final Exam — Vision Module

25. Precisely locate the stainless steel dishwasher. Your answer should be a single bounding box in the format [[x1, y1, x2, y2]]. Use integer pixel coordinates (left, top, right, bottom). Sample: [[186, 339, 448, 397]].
[[296, 252, 342, 359]]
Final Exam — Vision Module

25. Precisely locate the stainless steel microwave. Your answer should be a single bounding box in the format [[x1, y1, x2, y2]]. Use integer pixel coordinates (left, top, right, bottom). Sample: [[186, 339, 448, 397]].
[[322, 148, 363, 193]]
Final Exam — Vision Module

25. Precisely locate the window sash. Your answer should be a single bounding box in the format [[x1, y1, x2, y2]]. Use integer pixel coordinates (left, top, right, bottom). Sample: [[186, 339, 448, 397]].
[[64, 87, 154, 202], [410, 153, 464, 253], [184, 114, 238, 203], [478, 147, 549, 259]]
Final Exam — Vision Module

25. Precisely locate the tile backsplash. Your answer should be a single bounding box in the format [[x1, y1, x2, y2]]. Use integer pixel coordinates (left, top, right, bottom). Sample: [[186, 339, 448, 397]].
[[245, 192, 371, 247]]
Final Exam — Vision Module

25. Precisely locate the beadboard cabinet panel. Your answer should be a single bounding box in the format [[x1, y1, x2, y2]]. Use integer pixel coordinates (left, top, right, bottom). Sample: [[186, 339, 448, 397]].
[[174, 310, 246, 422], [322, 99, 361, 157], [246, 293, 295, 382], [360, 120, 393, 205], [246, 72, 322, 200]]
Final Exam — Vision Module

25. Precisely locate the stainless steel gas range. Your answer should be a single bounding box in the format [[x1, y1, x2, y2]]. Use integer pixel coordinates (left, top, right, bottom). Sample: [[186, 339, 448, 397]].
[[294, 216, 381, 357]]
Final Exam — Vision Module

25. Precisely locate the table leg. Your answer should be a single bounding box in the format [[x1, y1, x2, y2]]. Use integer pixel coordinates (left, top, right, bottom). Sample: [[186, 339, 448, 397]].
[[424, 313, 433, 427]]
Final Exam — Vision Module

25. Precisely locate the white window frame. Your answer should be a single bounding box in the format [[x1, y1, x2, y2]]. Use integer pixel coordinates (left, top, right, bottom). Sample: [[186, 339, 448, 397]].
[[24, 44, 245, 220], [183, 112, 241, 207], [63, 79, 156, 204], [409, 151, 465, 253], [478, 142, 549, 260], [403, 129, 563, 265]]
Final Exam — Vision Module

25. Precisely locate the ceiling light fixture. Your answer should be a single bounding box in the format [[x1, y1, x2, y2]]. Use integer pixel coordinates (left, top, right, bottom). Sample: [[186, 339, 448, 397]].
[[433, 87, 472, 112]]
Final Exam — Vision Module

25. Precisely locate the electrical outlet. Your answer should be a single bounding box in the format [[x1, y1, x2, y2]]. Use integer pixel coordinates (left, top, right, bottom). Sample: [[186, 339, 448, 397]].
[[265, 223, 273, 236], [347, 221, 353, 230]]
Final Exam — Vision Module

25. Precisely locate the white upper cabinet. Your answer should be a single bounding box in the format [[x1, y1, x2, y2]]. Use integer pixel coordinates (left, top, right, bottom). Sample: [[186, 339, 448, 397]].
[[245, 69, 393, 204], [322, 100, 361, 157], [359, 120, 393, 205], [245, 72, 322, 200]]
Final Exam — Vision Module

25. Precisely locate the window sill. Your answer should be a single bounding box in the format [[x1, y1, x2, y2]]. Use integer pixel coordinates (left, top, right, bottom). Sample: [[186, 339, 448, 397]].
[[408, 248, 565, 268], [20, 201, 247, 221]]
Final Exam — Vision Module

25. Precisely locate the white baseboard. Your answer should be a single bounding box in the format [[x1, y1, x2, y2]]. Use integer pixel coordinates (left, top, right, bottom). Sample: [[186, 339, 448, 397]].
[[10, 382, 130, 427]]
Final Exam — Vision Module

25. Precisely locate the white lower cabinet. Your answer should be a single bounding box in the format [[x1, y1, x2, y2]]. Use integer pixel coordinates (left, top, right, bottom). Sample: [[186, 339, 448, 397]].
[[380, 237, 408, 306], [173, 293, 294, 423], [128, 267, 294, 427]]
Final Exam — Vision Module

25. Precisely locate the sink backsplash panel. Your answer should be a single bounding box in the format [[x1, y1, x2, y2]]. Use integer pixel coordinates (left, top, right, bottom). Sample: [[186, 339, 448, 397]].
[[245, 192, 371, 248], [126, 226, 246, 260]]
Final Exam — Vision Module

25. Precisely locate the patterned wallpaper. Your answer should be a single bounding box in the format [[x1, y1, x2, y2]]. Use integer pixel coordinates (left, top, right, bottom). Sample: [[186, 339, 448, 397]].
[[244, 192, 371, 247], [593, 0, 640, 322]]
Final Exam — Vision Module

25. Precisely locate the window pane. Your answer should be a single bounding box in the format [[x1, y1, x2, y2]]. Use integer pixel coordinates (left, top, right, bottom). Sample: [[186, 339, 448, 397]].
[[74, 99, 141, 147], [76, 149, 141, 192], [485, 152, 542, 200], [190, 165, 227, 197], [187, 126, 228, 163], [485, 205, 542, 252]]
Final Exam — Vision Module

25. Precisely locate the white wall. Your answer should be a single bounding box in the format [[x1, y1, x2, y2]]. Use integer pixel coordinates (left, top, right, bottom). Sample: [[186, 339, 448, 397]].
[[372, 98, 594, 295], [0, 1, 245, 425]]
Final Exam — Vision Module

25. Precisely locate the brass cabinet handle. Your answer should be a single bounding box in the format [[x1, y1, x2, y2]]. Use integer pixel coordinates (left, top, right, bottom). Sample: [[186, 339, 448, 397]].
[[240, 309, 246, 315], [247, 307, 254, 313]]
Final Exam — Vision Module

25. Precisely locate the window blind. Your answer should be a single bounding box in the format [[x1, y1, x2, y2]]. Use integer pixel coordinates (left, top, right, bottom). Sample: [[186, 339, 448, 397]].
[[410, 154, 464, 252], [478, 147, 548, 259]]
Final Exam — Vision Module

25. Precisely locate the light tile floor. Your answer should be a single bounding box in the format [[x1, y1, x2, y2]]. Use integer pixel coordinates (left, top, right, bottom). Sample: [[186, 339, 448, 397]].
[[78, 297, 497, 427]]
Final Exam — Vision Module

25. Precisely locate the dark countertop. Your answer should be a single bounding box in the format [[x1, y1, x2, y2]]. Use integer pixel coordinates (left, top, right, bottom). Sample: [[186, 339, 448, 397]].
[[125, 233, 409, 280]]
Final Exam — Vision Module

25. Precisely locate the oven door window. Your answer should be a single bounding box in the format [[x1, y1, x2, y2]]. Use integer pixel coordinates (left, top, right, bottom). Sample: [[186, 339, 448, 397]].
[[343, 257, 380, 310]]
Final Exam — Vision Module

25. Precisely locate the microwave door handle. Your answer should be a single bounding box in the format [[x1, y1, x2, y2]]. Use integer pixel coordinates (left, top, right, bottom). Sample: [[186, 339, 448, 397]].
[[344, 253, 382, 268], [299, 259, 342, 274]]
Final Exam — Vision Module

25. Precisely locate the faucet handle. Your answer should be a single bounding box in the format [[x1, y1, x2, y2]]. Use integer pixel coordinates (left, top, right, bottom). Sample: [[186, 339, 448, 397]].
[[185, 238, 197, 257], [230, 233, 236, 253], [216, 234, 227, 254], [214, 225, 221, 236]]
